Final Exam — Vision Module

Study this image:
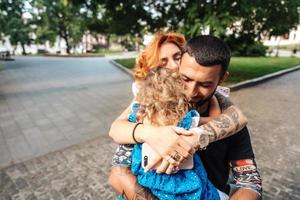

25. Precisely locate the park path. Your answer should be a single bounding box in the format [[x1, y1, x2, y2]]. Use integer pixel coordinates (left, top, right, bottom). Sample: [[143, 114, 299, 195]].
[[0, 56, 132, 167], [0, 57, 299, 199], [230, 69, 300, 199]]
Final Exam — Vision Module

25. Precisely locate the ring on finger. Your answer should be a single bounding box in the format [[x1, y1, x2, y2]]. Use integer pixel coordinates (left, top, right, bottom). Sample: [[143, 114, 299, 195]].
[[172, 166, 180, 173], [170, 151, 182, 162]]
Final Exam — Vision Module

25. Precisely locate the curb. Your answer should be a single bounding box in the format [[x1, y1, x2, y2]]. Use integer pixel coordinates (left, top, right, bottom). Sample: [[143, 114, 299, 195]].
[[0, 58, 14, 61], [110, 59, 134, 79], [110, 59, 300, 92], [228, 65, 300, 91], [43, 53, 104, 58]]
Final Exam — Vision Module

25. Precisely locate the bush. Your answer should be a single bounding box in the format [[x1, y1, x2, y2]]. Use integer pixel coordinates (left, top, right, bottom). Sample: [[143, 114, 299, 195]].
[[231, 42, 267, 57], [37, 49, 49, 54], [92, 44, 106, 53]]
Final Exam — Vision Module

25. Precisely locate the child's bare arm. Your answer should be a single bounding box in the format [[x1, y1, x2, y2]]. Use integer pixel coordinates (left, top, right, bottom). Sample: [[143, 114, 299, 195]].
[[199, 95, 221, 125]]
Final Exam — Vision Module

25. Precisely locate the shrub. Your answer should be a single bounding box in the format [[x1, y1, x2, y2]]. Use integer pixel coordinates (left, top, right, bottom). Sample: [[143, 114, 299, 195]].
[[232, 42, 266, 57], [37, 49, 49, 54]]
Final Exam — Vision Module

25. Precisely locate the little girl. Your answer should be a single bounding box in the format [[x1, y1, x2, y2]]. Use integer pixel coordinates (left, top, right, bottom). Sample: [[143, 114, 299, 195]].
[[125, 67, 228, 200]]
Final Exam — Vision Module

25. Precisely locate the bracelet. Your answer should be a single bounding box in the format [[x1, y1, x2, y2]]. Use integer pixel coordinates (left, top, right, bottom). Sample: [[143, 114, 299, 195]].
[[132, 122, 143, 144]]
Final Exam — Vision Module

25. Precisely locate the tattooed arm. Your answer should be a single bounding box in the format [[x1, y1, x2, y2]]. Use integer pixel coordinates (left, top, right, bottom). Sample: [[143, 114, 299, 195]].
[[229, 159, 262, 200], [199, 92, 248, 144], [108, 166, 158, 200], [175, 93, 247, 151]]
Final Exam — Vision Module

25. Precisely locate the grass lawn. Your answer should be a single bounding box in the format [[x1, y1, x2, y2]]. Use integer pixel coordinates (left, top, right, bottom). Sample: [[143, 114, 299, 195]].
[[96, 49, 123, 55], [114, 57, 300, 85], [0, 64, 4, 71], [115, 58, 136, 69]]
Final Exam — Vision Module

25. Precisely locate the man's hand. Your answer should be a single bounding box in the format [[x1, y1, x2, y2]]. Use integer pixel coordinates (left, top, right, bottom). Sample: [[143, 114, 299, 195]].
[[142, 126, 195, 171]]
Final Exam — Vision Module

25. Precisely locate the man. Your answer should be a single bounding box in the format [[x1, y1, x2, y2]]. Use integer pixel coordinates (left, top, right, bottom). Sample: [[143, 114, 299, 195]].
[[108, 35, 262, 199]]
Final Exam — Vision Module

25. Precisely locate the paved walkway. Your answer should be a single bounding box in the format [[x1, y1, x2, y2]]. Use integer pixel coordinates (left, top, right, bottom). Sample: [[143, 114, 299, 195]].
[[0, 57, 299, 199], [230, 70, 300, 200], [0, 56, 132, 167]]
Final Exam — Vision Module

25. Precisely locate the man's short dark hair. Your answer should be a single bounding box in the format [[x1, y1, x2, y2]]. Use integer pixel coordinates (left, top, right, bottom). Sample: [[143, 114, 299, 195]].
[[183, 35, 231, 76]]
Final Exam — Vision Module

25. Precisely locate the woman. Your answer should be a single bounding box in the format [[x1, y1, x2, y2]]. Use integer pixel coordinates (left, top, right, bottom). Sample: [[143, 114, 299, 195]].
[[109, 32, 247, 199]]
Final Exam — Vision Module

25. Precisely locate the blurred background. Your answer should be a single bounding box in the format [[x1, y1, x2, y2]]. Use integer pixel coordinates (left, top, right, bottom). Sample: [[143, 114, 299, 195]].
[[1, 1, 300, 200], [1, 0, 300, 57]]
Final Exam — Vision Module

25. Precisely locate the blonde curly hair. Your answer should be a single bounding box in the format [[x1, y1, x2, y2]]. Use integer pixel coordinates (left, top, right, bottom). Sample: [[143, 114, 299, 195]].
[[136, 67, 189, 126]]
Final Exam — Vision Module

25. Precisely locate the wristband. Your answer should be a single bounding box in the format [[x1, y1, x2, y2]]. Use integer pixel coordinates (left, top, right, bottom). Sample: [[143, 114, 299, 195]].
[[132, 122, 143, 143]]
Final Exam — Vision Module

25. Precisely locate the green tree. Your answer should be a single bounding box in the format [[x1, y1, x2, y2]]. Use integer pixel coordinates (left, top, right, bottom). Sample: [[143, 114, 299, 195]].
[[33, 0, 86, 54], [0, 0, 33, 54], [87, 0, 154, 50], [225, 0, 300, 56], [147, 0, 300, 56]]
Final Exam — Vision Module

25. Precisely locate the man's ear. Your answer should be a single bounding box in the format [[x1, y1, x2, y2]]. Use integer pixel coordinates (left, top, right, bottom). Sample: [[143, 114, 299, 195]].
[[219, 71, 229, 85]]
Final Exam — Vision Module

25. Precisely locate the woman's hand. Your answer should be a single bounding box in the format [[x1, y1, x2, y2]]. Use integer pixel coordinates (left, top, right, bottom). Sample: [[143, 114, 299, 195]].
[[143, 126, 195, 171], [155, 159, 179, 174]]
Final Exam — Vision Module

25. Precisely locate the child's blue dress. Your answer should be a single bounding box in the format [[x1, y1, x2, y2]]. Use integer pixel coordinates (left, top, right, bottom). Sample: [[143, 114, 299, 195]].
[[127, 102, 220, 200]]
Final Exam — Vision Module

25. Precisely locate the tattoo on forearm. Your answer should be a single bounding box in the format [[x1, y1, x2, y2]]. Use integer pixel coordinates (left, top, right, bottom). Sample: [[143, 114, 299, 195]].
[[199, 95, 244, 143], [212, 115, 231, 129], [133, 181, 157, 200], [225, 107, 240, 132], [202, 123, 218, 142], [219, 129, 227, 139], [230, 159, 262, 196], [203, 110, 239, 142]]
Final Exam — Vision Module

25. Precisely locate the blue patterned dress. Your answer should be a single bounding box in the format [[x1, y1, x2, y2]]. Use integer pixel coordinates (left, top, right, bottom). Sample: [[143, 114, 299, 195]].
[[124, 102, 220, 200]]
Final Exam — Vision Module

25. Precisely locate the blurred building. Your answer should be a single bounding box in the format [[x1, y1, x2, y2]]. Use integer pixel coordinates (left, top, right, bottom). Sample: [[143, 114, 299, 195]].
[[263, 24, 300, 47], [0, 33, 111, 55]]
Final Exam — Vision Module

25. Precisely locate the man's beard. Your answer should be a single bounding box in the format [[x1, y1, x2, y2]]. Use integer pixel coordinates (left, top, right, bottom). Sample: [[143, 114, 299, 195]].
[[190, 88, 217, 109]]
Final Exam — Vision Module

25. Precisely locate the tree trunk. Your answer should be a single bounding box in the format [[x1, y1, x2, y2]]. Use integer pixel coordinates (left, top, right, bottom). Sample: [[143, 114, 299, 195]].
[[64, 36, 71, 54], [21, 43, 27, 55], [106, 35, 110, 49], [61, 29, 71, 54], [275, 37, 281, 57]]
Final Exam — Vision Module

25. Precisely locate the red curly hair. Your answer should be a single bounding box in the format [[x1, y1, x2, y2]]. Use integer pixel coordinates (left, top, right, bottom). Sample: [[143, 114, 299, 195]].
[[134, 32, 186, 81]]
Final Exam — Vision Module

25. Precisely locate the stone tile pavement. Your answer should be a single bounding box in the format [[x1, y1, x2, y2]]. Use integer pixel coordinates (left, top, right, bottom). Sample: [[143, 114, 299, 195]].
[[230, 69, 300, 200], [0, 136, 118, 200], [0, 57, 300, 199], [0, 56, 132, 167]]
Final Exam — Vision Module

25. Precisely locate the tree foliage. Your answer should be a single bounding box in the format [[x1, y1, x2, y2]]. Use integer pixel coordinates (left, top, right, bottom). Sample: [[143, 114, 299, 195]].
[[1, 0, 299, 55], [0, 0, 33, 54], [168, 0, 300, 55], [33, 0, 86, 53]]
